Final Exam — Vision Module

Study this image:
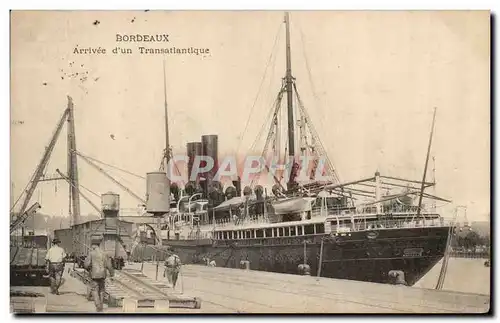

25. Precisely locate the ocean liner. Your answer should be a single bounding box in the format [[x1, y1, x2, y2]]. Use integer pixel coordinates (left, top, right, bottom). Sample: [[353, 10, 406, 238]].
[[160, 12, 452, 286]]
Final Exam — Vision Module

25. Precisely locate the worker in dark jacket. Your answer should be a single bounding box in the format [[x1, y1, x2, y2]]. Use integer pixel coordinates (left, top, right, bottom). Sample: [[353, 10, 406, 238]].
[[84, 236, 115, 312], [164, 248, 181, 288]]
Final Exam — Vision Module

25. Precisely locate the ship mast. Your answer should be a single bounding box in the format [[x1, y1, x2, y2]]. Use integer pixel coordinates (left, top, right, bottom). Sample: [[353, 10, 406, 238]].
[[416, 107, 437, 217], [284, 12, 295, 159], [163, 58, 172, 203], [67, 96, 81, 226], [252, 12, 342, 192], [163, 58, 171, 167]]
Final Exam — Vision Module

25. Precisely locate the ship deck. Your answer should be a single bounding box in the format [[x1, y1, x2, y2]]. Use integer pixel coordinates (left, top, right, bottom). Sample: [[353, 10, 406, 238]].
[[10, 261, 490, 313]]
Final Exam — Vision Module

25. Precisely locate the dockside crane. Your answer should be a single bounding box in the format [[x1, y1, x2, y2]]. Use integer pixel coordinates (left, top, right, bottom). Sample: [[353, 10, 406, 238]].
[[12, 94, 169, 274], [10, 97, 80, 234], [10, 202, 41, 234], [10, 96, 82, 286]]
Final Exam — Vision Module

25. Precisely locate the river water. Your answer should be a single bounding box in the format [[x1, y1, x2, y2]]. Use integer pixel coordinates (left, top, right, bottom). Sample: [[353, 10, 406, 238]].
[[413, 258, 490, 295]]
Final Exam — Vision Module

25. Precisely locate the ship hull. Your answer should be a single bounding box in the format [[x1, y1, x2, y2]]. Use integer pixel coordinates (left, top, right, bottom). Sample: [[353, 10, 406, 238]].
[[161, 226, 450, 286]]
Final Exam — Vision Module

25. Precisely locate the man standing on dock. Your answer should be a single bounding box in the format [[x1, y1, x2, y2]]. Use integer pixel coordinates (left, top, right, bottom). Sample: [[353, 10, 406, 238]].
[[164, 248, 181, 288], [45, 238, 66, 295], [84, 236, 115, 312]]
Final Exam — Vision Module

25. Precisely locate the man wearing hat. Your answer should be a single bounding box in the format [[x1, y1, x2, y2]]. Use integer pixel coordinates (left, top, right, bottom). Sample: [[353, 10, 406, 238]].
[[84, 235, 115, 312], [45, 238, 67, 295], [164, 247, 181, 288]]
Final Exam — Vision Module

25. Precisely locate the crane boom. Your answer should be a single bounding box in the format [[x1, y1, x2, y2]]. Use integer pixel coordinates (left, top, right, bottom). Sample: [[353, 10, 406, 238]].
[[55, 169, 104, 217], [14, 106, 70, 218], [10, 202, 41, 233], [74, 150, 146, 204]]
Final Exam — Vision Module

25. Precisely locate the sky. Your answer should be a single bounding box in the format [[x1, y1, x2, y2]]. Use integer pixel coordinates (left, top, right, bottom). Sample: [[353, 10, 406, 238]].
[[10, 11, 490, 221]]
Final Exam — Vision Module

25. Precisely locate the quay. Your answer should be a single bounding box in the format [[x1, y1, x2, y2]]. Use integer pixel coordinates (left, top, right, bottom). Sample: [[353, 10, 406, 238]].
[[11, 262, 490, 314]]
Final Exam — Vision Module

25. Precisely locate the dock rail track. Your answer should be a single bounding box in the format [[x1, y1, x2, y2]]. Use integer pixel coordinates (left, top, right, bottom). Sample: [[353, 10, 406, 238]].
[[70, 267, 201, 310]]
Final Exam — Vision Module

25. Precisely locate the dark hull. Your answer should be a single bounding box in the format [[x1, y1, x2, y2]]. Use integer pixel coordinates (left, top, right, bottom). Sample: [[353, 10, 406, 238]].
[[161, 226, 449, 286]]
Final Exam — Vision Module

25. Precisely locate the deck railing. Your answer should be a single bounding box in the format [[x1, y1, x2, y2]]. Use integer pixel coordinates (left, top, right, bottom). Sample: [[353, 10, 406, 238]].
[[176, 216, 452, 241], [311, 205, 436, 217], [211, 214, 270, 227], [449, 251, 490, 259], [186, 231, 213, 240], [171, 203, 448, 239], [326, 217, 451, 234]]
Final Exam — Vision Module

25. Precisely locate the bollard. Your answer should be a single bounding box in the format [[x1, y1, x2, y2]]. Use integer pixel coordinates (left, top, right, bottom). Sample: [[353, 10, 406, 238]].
[[388, 270, 407, 285], [298, 264, 311, 276], [239, 260, 250, 270]]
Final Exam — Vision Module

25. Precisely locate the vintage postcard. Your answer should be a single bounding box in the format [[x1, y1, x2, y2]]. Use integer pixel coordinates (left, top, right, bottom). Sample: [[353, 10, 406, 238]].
[[10, 10, 490, 314]]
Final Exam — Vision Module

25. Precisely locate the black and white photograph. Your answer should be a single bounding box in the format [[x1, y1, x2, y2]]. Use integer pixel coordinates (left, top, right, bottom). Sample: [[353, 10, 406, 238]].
[[9, 9, 491, 314]]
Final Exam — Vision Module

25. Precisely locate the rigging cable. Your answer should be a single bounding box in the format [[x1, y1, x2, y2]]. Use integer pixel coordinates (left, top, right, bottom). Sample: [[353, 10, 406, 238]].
[[294, 84, 340, 184], [250, 89, 286, 188], [435, 208, 459, 290], [77, 181, 102, 199], [293, 17, 342, 183], [266, 27, 282, 161], [10, 172, 37, 213], [69, 148, 146, 203], [166, 149, 185, 187], [236, 22, 283, 156], [249, 87, 284, 154], [293, 18, 328, 126], [59, 169, 102, 216], [64, 150, 107, 199], [73, 149, 146, 180]]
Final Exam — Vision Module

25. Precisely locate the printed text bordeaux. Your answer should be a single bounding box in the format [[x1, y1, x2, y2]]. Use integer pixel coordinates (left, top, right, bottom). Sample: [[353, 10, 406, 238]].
[[116, 33, 170, 42]]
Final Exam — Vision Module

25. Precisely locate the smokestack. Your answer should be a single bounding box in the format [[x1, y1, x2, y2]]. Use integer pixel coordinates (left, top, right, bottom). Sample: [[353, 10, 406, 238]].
[[232, 176, 241, 197], [201, 134, 218, 191], [186, 141, 202, 183]]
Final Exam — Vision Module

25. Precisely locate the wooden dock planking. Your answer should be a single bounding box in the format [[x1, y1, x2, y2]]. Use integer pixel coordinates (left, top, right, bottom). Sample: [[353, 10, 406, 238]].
[[12, 265, 99, 313], [183, 266, 487, 313], [11, 262, 489, 314], [135, 263, 489, 313], [189, 279, 408, 313], [70, 266, 201, 310], [13, 264, 194, 313], [176, 269, 409, 313]]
